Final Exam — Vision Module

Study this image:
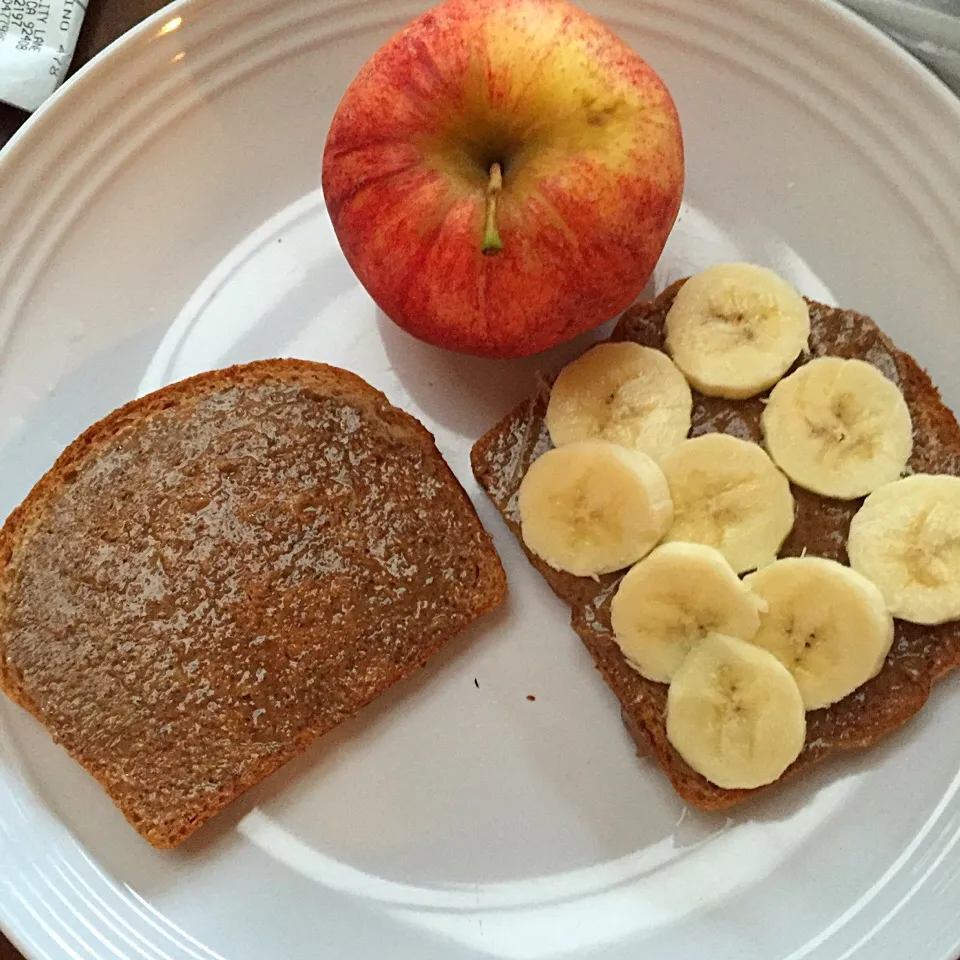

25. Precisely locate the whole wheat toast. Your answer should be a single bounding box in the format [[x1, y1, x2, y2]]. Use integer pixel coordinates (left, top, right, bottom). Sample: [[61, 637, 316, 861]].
[[0, 359, 505, 847], [471, 281, 960, 810]]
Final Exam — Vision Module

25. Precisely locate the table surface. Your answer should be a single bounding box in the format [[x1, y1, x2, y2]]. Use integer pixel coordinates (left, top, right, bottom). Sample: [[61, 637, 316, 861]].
[[1, 3, 959, 960]]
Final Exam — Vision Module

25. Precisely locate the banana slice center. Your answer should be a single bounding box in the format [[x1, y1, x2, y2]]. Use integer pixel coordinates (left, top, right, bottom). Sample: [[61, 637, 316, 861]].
[[708, 309, 758, 344], [781, 616, 840, 675], [804, 391, 881, 463], [683, 473, 752, 545], [796, 631, 819, 662], [704, 291, 776, 349], [712, 666, 758, 756], [602, 380, 656, 427], [777, 614, 821, 663], [673, 606, 720, 647], [566, 489, 620, 549]]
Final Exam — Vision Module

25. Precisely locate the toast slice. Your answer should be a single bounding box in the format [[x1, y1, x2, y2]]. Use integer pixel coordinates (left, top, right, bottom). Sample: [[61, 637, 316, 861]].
[[471, 281, 960, 810], [0, 359, 505, 847]]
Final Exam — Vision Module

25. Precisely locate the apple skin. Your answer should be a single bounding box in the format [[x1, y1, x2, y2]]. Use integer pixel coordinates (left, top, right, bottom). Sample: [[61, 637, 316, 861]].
[[322, 0, 684, 359]]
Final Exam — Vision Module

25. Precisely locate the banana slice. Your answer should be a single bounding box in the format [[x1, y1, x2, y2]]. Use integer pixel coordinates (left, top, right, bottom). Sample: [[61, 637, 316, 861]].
[[666, 633, 806, 790], [847, 474, 960, 624], [744, 557, 894, 710], [546, 342, 692, 461], [762, 357, 913, 500], [518, 439, 673, 577], [664, 263, 810, 399], [610, 542, 764, 683], [660, 434, 795, 574]]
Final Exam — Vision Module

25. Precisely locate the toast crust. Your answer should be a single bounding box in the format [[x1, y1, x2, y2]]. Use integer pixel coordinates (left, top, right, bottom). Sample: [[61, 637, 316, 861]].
[[471, 282, 960, 809], [0, 359, 506, 846]]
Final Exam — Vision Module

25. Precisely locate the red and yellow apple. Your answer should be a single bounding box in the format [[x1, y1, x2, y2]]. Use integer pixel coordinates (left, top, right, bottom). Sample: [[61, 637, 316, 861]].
[[322, 0, 684, 359]]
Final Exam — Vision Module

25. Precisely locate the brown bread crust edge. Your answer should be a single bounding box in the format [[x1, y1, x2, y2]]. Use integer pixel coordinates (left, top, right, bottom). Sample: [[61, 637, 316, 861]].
[[471, 282, 960, 810]]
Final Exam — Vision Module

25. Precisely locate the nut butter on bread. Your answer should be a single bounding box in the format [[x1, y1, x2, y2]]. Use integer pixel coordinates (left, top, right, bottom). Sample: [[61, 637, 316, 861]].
[[471, 281, 960, 810], [0, 359, 505, 847]]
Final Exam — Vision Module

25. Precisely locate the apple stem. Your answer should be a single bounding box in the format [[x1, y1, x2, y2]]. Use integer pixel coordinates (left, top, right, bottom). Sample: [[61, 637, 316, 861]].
[[481, 162, 503, 256]]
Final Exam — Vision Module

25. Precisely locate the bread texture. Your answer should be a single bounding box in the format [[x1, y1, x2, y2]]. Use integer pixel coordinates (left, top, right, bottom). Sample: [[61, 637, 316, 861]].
[[0, 359, 505, 847], [471, 281, 960, 810]]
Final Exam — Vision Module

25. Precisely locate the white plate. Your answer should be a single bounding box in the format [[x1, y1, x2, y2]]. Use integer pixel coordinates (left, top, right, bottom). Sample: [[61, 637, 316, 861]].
[[1, 1, 960, 958]]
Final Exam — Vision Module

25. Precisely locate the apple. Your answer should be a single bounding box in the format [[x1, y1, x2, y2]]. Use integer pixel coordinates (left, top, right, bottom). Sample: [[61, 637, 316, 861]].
[[322, 0, 684, 359]]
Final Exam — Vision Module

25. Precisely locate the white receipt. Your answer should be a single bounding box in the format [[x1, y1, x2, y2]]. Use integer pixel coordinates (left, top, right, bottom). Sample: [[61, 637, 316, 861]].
[[0, 0, 86, 112]]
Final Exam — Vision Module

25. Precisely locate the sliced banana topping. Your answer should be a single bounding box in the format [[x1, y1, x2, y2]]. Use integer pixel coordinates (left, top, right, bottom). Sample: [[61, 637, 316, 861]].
[[660, 434, 795, 573], [611, 542, 764, 683], [744, 557, 894, 710], [517, 439, 673, 577], [546, 342, 692, 461], [666, 633, 806, 790], [664, 263, 810, 399], [762, 356, 913, 500], [848, 474, 960, 624]]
